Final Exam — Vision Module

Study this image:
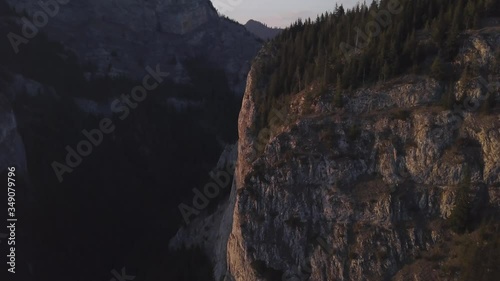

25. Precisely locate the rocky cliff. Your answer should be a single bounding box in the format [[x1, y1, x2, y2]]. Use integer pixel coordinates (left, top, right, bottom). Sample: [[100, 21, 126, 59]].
[[224, 27, 500, 281], [171, 25, 500, 281], [6, 0, 261, 93], [0, 1, 262, 279]]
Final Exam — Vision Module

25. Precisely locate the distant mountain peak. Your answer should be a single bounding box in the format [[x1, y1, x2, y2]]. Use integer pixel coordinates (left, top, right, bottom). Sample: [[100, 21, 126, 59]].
[[244, 19, 282, 41]]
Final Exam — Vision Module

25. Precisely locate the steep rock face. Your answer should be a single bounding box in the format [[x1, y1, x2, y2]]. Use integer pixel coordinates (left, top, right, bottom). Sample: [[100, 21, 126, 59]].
[[169, 144, 238, 279], [224, 30, 500, 280], [7, 0, 261, 93]]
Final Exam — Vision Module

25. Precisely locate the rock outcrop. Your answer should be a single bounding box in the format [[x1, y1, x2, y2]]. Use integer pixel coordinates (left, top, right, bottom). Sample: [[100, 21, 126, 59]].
[[6, 0, 261, 93], [217, 27, 500, 281]]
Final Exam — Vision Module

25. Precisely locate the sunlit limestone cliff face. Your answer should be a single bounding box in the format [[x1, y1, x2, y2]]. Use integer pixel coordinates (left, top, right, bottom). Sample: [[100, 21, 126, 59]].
[[219, 29, 500, 281], [6, 0, 260, 93]]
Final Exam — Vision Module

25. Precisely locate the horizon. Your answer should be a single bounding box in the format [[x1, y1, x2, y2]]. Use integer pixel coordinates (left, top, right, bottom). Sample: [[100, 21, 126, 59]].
[[210, 0, 359, 28]]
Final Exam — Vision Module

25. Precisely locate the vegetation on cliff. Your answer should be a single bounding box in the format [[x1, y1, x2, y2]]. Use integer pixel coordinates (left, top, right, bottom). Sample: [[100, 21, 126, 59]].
[[258, 0, 499, 99]]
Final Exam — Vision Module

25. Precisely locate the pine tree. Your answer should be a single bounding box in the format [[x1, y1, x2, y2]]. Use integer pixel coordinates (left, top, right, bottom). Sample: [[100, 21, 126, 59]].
[[268, 72, 280, 98], [431, 10, 446, 43], [449, 168, 472, 234], [335, 4, 345, 17], [334, 74, 343, 108], [381, 61, 390, 82], [464, 0, 477, 29], [431, 56, 445, 80], [444, 0, 463, 60], [252, 0, 487, 105]]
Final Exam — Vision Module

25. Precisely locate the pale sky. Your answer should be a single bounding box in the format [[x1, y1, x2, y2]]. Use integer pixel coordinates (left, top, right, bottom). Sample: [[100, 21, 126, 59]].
[[210, 0, 359, 28]]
